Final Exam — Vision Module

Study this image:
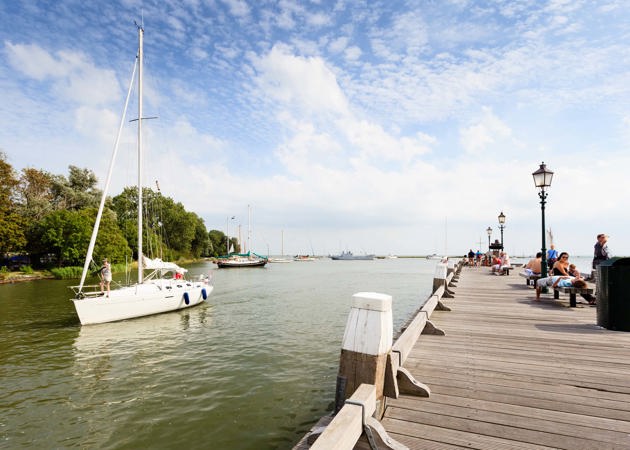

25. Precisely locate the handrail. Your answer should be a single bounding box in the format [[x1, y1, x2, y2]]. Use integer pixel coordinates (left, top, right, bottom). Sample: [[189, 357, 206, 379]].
[[310, 384, 375, 450], [392, 283, 445, 366]]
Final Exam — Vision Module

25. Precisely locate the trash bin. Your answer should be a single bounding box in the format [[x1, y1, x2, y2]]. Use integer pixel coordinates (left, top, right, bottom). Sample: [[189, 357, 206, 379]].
[[597, 257, 630, 331]]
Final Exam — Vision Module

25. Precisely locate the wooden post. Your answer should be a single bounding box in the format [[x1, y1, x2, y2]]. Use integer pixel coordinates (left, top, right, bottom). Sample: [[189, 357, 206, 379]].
[[337, 292, 393, 410], [432, 261, 449, 294]]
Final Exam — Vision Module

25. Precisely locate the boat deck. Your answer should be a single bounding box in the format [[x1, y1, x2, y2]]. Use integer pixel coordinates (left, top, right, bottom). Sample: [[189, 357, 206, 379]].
[[378, 266, 630, 449]]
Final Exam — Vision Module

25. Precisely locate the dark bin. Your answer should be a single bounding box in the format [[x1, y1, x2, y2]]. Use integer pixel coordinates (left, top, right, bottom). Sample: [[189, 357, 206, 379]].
[[597, 257, 630, 331]]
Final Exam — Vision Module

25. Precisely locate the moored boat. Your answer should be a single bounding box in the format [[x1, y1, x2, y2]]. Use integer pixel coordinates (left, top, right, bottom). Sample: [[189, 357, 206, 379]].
[[331, 251, 375, 261], [216, 252, 268, 268]]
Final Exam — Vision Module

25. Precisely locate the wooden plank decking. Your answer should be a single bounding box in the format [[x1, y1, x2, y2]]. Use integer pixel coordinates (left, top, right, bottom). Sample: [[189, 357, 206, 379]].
[[380, 266, 630, 450]]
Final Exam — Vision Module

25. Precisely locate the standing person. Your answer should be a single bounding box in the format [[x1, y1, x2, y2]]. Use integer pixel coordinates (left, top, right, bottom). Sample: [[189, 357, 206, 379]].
[[100, 258, 112, 297], [467, 249, 475, 265], [546, 244, 558, 271], [593, 234, 611, 269]]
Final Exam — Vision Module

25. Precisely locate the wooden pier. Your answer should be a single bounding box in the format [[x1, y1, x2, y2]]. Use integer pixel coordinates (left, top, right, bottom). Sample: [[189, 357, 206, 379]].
[[298, 263, 630, 449]]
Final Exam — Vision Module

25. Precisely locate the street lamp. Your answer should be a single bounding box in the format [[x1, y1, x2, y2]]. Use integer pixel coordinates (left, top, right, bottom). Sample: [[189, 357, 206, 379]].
[[486, 227, 492, 251], [532, 162, 554, 285], [498, 211, 506, 250]]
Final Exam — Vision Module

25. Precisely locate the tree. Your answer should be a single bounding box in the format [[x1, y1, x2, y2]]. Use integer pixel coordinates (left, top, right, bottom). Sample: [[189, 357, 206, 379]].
[[84, 207, 131, 264], [0, 152, 26, 254], [208, 230, 226, 257], [29, 209, 92, 266], [51, 166, 101, 211], [190, 214, 209, 258], [16, 167, 55, 222]]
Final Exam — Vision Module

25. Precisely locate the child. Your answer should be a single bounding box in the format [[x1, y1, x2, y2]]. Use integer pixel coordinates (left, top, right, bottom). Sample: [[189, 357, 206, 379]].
[[568, 263, 581, 279]]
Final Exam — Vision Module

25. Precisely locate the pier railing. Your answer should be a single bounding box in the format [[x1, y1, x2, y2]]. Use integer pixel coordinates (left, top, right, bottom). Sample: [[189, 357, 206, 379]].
[[296, 258, 462, 450]]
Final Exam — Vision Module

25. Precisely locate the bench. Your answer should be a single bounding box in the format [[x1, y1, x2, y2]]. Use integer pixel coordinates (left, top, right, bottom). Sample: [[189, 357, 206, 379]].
[[553, 286, 595, 308], [519, 272, 540, 286]]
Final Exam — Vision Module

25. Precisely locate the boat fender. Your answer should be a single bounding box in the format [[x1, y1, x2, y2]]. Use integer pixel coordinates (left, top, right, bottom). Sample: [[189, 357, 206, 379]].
[[201, 288, 207, 300], [183, 292, 190, 305]]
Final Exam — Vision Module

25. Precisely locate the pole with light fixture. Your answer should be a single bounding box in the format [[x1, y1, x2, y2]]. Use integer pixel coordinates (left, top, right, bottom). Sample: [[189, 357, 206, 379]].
[[486, 227, 492, 251], [532, 162, 554, 286], [498, 211, 506, 250]]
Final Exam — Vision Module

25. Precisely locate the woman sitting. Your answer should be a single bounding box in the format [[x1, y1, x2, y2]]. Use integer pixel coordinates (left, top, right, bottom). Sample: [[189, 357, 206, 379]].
[[551, 252, 570, 276]]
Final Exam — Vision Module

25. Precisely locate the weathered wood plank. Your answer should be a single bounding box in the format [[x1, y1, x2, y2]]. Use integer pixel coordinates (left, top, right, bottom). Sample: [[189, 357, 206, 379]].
[[378, 266, 630, 449]]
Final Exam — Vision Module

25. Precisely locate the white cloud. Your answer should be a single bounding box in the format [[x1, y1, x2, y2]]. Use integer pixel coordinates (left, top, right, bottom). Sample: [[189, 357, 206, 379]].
[[221, 0, 250, 18], [5, 43, 121, 106], [252, 44, 349, 116], [459, 107, 512, 154], [5, 42, 70, 80]]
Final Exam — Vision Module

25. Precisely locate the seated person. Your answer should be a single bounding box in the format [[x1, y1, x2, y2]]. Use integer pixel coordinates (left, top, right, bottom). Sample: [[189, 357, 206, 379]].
[[551, 252, 570, 276], [492, 252, 511, 274], [535, 275, 588, 300], [491, 254, 502, 273], [568, 263, 581, 279], [523, 252, 542, 275], [501, 252, 511, 269]]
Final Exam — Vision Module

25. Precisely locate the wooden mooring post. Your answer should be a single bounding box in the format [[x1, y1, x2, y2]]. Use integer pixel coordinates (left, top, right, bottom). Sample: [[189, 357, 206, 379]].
[[296, 261, 462, 450], [335, 292, 393, 415]]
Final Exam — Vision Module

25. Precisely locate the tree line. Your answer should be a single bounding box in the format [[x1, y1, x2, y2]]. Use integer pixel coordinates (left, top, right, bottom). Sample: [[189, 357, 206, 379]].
[[0, 151, 239, 269]]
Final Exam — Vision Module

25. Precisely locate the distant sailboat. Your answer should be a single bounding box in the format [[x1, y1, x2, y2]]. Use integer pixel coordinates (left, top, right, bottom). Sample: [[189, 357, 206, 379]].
[[216, 205, 268, 268], [269, 230, 292, 263]]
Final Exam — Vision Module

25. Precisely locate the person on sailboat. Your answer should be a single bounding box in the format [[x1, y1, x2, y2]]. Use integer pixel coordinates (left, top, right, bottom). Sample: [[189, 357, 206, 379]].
[[100, 258, 112, 297]]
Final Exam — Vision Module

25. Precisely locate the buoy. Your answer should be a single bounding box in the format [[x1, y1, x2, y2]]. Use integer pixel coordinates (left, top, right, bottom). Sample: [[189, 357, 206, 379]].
[[183, 292, 190, 305], [201, 288, 207, 300]]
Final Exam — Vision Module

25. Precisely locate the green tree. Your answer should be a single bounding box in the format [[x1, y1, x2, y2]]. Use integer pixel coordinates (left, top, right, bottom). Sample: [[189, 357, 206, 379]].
[[51, 166, 101, 210], [83, 207, 131, 264], [29, 209, 92, 266], [190, 214, 210, 257], [208, 230, 226, 257], [0, 152, 26, 254], [16, 167, 55, 222]]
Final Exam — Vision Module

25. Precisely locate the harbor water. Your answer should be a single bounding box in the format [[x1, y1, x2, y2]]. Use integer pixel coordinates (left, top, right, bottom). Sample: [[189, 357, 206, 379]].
[[0, 258, 437, 449]]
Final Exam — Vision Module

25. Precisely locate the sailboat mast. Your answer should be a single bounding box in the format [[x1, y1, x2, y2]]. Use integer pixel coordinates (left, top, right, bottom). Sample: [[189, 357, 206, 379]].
[[248, 205, 251, 255], [137, 25, 144, 283]]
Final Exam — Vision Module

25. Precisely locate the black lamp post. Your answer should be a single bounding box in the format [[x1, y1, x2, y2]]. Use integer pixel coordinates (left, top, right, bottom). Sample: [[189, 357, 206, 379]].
[[532, 162, 554, 285], [498, 211, 506, 250], [486, 227, 492, 251]]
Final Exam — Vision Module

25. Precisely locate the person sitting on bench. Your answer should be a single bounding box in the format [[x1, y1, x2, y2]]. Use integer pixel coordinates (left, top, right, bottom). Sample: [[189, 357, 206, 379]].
[[535, 275, 587, 300], [523, 252, 542, 276]]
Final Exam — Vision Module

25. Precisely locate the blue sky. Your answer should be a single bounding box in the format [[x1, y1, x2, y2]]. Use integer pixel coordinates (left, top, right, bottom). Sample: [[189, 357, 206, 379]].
[[1, 0, 629, 258]]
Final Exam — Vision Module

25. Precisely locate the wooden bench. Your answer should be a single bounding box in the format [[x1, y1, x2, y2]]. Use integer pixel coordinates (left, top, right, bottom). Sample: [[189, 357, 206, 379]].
[[519, 272, 540, 286], [553, 286, 595, 308]]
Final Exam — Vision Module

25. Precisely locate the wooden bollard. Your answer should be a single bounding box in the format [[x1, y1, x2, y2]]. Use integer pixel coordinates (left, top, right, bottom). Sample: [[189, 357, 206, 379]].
[[432, 261, 448, 294], [336, 292, 393, 411]]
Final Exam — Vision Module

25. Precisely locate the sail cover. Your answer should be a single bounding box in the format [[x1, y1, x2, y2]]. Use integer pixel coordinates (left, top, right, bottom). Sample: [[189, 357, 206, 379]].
[[142, 256, 187, 273]]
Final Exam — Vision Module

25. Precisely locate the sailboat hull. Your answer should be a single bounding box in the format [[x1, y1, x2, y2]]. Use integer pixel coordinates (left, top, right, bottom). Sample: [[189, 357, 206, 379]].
[[72, 280, 212, 325]]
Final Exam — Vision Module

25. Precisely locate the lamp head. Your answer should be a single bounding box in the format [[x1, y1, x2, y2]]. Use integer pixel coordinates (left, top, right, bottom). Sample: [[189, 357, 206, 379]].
[[532, 162, 554, 188]]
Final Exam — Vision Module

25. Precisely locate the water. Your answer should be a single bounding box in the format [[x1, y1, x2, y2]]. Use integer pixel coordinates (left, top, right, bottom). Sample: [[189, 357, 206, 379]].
[[0, 258, 436, 449]]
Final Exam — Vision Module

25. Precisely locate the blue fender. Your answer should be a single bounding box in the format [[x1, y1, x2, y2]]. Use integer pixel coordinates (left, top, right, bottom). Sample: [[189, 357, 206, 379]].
[[183, 292, 190, 305], [201, 288, 207, 300]]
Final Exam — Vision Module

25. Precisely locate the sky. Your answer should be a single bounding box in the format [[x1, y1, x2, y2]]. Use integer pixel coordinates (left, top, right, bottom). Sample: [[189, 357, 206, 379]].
[[1, 0, 629, 258]]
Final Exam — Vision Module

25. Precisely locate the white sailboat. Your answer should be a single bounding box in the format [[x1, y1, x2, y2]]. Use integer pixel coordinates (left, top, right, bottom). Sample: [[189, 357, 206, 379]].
[[71, 25, 212, 325], [269, 230, 292, 263]]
